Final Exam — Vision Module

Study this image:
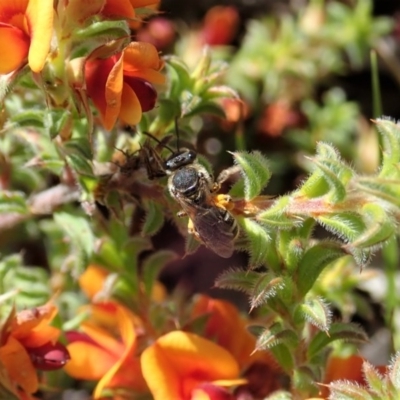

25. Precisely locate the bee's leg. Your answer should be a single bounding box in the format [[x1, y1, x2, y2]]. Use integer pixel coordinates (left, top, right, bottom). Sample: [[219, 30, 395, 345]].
[[177, 210, 187, 217], [187, 218, 201, 240], [213, 165, 242, 192]]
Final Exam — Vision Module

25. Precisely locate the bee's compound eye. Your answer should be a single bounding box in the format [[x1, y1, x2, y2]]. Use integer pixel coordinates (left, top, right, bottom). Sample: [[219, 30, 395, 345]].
[[171, 167, 199, 192]]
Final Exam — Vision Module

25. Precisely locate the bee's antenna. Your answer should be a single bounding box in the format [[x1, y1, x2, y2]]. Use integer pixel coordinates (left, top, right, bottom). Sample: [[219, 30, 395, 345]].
[[142, 131, 175, 154], [174, 117, 180, 151]]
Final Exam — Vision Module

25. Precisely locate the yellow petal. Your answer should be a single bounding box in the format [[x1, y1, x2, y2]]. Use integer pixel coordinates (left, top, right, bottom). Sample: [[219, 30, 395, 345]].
[[0, 25, 29, 73], [26, 0, 54, 72], [64, 341, 117, 380], [79, 265, 109, 299], [141, 331, 240, 400]]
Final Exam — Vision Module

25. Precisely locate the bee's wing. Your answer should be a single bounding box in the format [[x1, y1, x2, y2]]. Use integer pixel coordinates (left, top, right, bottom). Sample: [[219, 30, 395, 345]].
[[191, 206, 237, 258]]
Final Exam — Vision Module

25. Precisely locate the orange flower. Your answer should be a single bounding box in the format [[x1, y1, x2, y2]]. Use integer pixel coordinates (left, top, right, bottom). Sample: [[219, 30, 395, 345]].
[[141, 330, 245, 400], [64, 303, 147, 398], [85, 41, 165, 130], [202, 6, 239, 46], [0, 0, 54, 74], [102, 0, 159, 28], [0, 302, 69, 397], [192, 295, 282, 397]]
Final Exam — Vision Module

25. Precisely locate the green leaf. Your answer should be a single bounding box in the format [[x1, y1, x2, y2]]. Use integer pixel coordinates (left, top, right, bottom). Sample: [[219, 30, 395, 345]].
[[10, 109, 46, 128], [48, 109, 72, 139], [362, 361, 386, 398], [296, 297, 332, 332], [311, 142, 354, 202], [389, 352, 400, 390], [296, 170, 330, 198], [74, 20, 130, 41], [238, 217, 270, 267], [256, 196, 298, 228], [215, 268, 260, 294], [307, 322, 367, 361], [297, 241, 345, 296], [185, 101, 226, 119], [66, 153, 94, 176], [54, 212, 95, 267], [376, 117, 400, 178], [316, 212, 366, 243], [250, 273, 284, 309], [141, 200, 165, 237], [0, 191, 28, 214], [345, 203, 395, 249], [165, 56, 192, 98], [121, 236, 152, 274], [231, 151, 271, 200], [256, 324, 299, 352], [142, 250, 178, 297], [277, 230, 305, 272], [328, 381, 374, 400]]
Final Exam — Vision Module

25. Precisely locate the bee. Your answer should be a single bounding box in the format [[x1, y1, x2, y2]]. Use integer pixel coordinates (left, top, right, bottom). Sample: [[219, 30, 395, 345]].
[[164, 148, 239, 258], [139, 135, 239, 258]]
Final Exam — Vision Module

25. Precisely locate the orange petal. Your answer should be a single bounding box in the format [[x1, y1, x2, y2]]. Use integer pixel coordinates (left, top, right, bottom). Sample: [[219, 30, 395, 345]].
[[0, 25, 29, 73], [26, 0, 54, 72], [79, 265, 109, 299], [103, 54, 124, 130], [141, 331, 240, 400], [20, 325, 60, 348], [118, 81, 142, 125], [102, 0, 135, 20], [64, 341, 117, 380], [94, 306, 139, 397], [0, 337, 38, 394], [123, 42, 165, 84], [81, 323, 125, 358], [11, 303, 57, 339]]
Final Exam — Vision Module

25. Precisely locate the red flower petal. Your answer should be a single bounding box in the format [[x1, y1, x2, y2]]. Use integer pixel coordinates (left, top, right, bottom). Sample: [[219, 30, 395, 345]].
[[27, 341, 71, 371], [125, 77, 157, 112]]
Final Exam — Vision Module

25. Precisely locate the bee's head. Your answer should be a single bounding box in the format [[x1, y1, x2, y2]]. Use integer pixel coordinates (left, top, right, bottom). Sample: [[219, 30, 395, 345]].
[[164, 149, 196, 172]]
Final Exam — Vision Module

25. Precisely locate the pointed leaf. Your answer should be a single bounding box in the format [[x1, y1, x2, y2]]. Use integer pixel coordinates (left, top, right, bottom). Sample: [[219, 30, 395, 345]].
[[54, 212, 95, 266], [308, 323, 367, 360], [142, 250, 178, 297], [250, 273, 284, 309], [256, 196, 298, 228], [141, 200, 165, 237], [389, 351, 400, 390], [362, 361, 385, 397], [239, 217, 271, 267], [296, 297, 332, 332], [215, 268, 260, 294], [231, 151, 271, 200], [297, 241, 345, 296], [328, 381, 374, 400]]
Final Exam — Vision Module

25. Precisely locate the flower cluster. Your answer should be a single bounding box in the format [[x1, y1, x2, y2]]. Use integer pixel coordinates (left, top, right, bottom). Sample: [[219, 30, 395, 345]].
[[0, 0, 164, 131]]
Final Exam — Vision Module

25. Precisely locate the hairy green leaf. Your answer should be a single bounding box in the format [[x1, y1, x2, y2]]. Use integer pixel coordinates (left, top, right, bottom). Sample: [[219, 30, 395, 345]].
[[215, 268, 260, 294], [141, 200, 165, 237], [231, 151, 271, 200], [238, 217, 271, 267], [296, 297, 332, 332], [142, 250, 178, 297], [0, 191, 29, 214], [297, 241, 345, 296], [307, 322, 367, 361]]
